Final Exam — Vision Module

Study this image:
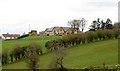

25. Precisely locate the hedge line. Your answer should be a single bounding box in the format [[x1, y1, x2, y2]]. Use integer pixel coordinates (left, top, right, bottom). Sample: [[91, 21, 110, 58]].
[[45, 29, 120, 50], [1, 43, 42, 65]]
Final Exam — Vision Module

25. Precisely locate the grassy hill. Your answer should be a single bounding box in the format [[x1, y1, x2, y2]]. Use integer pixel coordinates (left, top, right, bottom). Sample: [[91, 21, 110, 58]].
[[2, 36, 62, 53], [2, 39, 118, 69]]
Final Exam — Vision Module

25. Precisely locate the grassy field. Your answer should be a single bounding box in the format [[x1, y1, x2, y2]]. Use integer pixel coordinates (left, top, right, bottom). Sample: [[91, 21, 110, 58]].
[[2, 39, 118, 69], [1, 36, 62, 53]]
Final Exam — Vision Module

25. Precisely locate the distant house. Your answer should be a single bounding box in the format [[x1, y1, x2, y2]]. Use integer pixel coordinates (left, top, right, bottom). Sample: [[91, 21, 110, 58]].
[[44, 26, 78, 36], [2, 33, 20, 40], [28, 30, 37, 36]]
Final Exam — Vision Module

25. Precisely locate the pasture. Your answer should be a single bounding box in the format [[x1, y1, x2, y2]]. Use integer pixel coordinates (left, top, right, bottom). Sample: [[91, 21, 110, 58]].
[[2, 39, 118, 69], [1, 36, 62, 53]]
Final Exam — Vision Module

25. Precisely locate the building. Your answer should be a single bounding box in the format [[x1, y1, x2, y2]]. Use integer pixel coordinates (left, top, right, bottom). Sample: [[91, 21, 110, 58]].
[[2, 33, 20, 40], [118, 1, 120, 22], [44, 26, 78, 36], [28, 30, 37, 36]]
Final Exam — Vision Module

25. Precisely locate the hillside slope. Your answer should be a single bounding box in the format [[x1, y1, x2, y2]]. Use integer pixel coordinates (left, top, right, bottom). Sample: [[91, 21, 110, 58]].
[[2, 36, 62, 53], [2, 39, 118, 69]]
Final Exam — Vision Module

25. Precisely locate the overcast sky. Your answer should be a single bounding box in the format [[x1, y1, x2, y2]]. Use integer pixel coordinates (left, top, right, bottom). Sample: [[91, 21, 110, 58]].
[[0, 0, 119, 35]]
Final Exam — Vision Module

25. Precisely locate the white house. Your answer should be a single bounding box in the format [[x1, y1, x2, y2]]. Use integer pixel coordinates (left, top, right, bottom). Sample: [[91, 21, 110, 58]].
[[2, 33, 20, 40]]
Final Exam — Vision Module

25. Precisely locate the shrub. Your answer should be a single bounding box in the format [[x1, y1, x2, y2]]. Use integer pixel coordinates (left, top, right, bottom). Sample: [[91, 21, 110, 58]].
[[25, 43, 39, 70], [18, 34, 29, 39], [85, 31, 95, 43], [28, 42, 43, 55], [9, 52, 14, 63], [112, 28, 120, 39], [12, 45, 22, 61], [104, 30, 114, 39], [96, 30, 106, 40], [48, 47, 66, 69], [2, 51, 8, 65]]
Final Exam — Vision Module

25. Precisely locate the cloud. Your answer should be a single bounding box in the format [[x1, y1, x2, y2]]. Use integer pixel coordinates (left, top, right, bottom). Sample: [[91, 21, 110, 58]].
[[0, 0, 119, 34], [88, 2, 116, 8]]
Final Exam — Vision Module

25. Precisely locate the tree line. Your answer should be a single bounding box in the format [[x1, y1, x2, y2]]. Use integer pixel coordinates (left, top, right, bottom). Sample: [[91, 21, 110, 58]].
[[45, 21, 120, 51], [1, 42, 43, 68]]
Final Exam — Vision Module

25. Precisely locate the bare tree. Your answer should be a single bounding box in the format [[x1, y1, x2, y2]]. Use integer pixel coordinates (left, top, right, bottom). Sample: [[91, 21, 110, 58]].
[[68, 18, 87, 33], [80, 18, 87, 32], [25, 43, 40, 71], [48, 45, 67, 69]]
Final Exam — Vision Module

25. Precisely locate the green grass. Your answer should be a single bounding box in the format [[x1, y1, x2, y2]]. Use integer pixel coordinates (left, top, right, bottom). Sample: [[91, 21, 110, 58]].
[[1, 36, 62, 53], [2, 39, 118, 69]]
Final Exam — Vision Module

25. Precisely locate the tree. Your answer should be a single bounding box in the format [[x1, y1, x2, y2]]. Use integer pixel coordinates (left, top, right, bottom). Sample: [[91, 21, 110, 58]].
[[25, 43, 40, 70], [80, 18, 87, 32], [101, 18, 113, 30], [89, 18, 101, 31], [105, 18, 113, 29], [68, 19, 80, 33], [48, 44, 67, 69], [68, 18, 87, 33], [12, 45, 22, 61]]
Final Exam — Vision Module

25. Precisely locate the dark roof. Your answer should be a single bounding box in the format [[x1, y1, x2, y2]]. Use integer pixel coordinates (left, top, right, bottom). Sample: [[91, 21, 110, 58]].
[[45, 27, 71, 32], [54, 27, 61, 31], [2, 34, 20, 37], [31, 30, 37, 32], [62, 27, 70, 31], [45, 28, 53, 32]]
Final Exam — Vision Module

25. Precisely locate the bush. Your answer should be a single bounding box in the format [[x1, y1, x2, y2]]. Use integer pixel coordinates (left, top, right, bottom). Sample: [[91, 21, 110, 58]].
[[27, 42, 43, 55], [85, 32, 95, 43], [96, 30, 106, 40], [2, 51, 8, 65], [12, 45, 23, 61], [25, 43, 39, 70], [104, 30, 114, 39], [112, 28, 120, 39], [45, 39, 64, 51]]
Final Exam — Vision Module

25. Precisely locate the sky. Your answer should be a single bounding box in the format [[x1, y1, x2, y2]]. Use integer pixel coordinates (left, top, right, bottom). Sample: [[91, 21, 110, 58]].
[[0, 0, 119, 35]]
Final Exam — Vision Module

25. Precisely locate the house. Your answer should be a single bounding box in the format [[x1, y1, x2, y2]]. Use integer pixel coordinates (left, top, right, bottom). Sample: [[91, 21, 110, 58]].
[[44, 28, 54, 36], [2, 33, 20, 40], [28, 30, 37, 36], [52, 27, 65, 36], [44, 26, 79, 36]]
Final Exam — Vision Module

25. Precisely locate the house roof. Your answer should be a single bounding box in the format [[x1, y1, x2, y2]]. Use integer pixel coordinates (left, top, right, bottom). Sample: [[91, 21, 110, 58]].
[[45, 26, 71, 32], [62, 27, 70, 31], [2, 34, 20, 37], [45, 28, 53, 32], [53, 27, 61, 31], [31, 30, 37, 32]]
